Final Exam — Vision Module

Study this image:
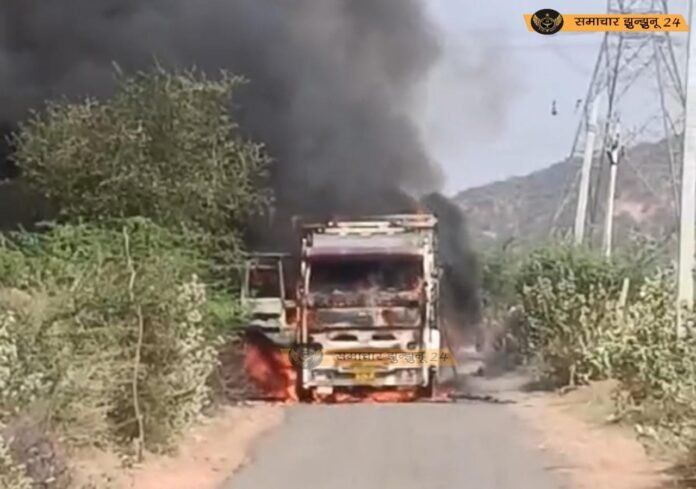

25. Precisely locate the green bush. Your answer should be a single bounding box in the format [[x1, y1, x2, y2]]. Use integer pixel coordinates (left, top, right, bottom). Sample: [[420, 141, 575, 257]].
[[0, 64, 268, 483], [494, 240, 696, 471], [0, 219, 231, 450], [13, 67, 270, 239], [514, 245, 626, 386], [610, 269, 696, 446], [480, 246, 520, 310]]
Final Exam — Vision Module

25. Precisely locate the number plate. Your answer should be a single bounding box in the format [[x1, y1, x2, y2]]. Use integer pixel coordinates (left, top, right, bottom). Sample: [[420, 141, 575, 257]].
[[355, 372, 375, 382]]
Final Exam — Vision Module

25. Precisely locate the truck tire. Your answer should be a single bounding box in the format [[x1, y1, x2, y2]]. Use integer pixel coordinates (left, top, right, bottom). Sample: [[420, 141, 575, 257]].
[[297, 385, 313, 402], [295, 369, 314, 402], [418, 367, 437, 398], [418, 382, 434, 399]]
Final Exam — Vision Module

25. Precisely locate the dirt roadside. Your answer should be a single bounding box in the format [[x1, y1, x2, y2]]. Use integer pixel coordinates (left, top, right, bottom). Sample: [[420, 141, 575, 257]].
[[71, 404, 283, 489], [511, 380, 673, 489]]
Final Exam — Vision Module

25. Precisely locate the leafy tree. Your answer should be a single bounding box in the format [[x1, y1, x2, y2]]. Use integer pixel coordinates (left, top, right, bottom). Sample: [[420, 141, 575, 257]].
[[12, 66, 271, 238]]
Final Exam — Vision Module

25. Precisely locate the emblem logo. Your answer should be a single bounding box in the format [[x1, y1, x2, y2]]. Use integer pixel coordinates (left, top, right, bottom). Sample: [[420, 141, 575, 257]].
[[531, 9, 564, 35]]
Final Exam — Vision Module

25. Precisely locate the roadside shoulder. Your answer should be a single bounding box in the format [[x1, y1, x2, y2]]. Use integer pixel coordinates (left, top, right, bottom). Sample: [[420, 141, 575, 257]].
[[511, 381, 671, 489], [72, 405, 284, 489]]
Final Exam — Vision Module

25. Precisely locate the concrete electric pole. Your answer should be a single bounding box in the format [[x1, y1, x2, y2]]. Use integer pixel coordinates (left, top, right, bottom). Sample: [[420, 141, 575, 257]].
[[602, 120, 621, 258], [574, 97, 600, 245], [677, 0, 696, 334]]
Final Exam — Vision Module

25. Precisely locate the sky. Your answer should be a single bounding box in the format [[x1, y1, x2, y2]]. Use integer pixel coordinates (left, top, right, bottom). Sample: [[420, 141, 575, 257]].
[[422, 0, 690, 194]]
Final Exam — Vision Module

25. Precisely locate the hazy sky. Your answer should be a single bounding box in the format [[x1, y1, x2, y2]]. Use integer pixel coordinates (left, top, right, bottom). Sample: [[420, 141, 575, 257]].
[[423, 0, 690, 194]]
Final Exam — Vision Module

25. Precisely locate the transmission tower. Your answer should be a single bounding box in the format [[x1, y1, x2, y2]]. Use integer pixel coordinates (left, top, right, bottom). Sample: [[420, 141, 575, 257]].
[[550, 0, 686, 247]]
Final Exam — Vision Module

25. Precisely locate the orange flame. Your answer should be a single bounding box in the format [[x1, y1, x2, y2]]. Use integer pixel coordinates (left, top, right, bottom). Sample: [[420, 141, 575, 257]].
[[243, 338, 297, 403], [242, 333, 454, 404], [314, 389, 417, 403]]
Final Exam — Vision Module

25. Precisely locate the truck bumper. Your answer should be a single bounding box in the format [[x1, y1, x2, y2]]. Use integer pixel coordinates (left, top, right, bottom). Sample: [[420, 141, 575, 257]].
[[300, 328, 442, 389], [303, 367, 432, 388]]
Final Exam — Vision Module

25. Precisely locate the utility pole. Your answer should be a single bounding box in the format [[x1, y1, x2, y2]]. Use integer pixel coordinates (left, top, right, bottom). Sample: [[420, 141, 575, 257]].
[[574, 97, 600, 245], [603, 120, 621, 258], [550, 0, 685, 239], [677, 0, 696, 335]]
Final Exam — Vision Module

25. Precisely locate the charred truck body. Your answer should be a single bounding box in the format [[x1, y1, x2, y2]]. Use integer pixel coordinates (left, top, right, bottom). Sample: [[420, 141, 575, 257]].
[[241, 214, 444, 402], [298, 214, 441, 398]]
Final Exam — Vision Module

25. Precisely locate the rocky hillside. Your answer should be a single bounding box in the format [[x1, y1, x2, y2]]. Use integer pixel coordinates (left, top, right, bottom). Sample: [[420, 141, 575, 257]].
[[454, 139, 679, 250]]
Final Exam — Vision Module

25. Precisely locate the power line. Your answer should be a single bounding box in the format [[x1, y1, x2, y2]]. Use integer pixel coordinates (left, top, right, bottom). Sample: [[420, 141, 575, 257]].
[[546, 35, 610, 235], [550, 0, 686, 249]]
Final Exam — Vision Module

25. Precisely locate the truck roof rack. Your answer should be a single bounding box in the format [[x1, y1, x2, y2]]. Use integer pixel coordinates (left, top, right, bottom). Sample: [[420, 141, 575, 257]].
[[297, 213, 437, 231]]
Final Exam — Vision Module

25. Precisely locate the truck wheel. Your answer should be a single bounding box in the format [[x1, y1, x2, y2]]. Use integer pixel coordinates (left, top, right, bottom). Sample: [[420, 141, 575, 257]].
[[297, 386, 313, 402], [418, 367, 437, 399], [418, 382, 434, 399], [295, 371, 313, 402]]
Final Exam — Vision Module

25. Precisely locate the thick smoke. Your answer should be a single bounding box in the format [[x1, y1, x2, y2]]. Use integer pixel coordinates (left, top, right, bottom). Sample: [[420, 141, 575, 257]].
[[422, 193, 481, 327], [0, 0, 441, 203], [0, 0, 480, 324]]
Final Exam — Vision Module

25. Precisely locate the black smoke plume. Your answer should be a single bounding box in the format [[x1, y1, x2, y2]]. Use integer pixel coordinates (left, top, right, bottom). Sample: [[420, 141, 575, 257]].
[[421, 192, 482, 327], [0, 0, 441, 199], [0, 0, 481, 325]]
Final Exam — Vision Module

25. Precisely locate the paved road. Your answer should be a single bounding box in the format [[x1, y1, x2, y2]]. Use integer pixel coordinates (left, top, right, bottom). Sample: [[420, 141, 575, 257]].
[[221, 378, 569, 489]]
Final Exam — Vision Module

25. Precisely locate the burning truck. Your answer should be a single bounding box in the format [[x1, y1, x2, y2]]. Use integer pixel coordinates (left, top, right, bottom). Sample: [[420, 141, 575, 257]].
[[240, 213, 451, 403]]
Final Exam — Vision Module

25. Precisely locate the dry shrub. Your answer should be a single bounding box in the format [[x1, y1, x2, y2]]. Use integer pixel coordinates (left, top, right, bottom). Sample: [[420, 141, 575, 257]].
[[1, 419, 70, 489], [0, 432, 33, 489], [0, 219, 230, 452]]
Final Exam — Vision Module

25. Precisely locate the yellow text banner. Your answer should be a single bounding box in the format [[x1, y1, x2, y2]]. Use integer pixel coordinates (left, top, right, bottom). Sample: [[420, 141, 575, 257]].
[[524, 14, 688, 32]]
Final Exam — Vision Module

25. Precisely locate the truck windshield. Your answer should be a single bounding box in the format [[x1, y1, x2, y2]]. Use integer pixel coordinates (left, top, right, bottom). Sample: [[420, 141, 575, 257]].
[[309, 257, 422, 293], [247, 267, 282, 298]]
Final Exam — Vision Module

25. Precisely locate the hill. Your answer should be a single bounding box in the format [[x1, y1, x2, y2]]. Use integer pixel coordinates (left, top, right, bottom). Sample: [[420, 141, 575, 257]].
[[454, 138, 679, 250]]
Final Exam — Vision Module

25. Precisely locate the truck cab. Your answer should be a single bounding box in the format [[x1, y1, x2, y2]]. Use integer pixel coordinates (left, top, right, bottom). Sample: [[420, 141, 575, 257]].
[[296, 214, 442, 397], [240, 253, 296, 348]]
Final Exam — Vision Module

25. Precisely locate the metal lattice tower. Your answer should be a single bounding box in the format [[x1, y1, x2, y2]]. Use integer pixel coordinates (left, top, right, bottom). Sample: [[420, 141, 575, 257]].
[[550, 0, 686, 244]]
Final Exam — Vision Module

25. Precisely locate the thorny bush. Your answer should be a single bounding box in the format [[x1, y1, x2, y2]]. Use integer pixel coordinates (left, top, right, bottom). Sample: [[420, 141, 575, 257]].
[[0, 219, 232, 451]]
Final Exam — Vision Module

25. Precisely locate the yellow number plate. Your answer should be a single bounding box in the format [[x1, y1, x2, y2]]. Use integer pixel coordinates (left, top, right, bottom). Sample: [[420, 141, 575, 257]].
[[355, 372, 375, 382]]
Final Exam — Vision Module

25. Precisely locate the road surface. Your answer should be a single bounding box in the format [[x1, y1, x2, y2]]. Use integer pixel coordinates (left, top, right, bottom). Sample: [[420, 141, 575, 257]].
[[221, 371, 570, 489]]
